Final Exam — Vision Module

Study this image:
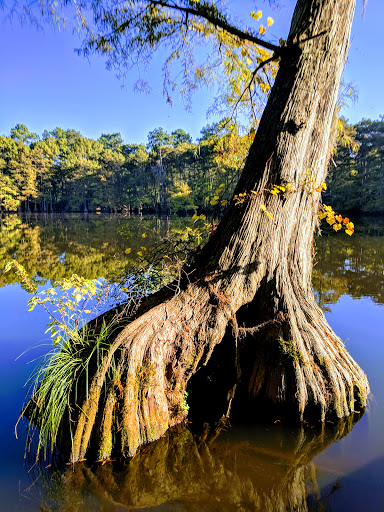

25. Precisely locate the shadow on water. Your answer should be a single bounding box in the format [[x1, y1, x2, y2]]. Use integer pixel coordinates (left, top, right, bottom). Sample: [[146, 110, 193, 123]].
[[24, 416, 364, 511], [308, 456, 384, 512]]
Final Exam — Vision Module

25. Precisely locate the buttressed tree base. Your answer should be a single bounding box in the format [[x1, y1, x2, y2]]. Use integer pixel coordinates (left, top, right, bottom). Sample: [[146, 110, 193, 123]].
[[25, 0, 370, 463]]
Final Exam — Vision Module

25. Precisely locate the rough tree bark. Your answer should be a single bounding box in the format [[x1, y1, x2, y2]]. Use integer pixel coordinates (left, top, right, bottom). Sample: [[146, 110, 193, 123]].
[[35, 0, 370, 462]]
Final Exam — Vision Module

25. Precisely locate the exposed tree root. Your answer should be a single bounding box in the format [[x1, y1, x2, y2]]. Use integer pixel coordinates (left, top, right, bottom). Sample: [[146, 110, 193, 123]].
[[241, 277, 369, 422], [65, 253, 368, 463]]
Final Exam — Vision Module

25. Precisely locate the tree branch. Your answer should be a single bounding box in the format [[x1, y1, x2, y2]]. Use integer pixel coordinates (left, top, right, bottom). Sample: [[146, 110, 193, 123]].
[[238, 312, 286, 338], [116, 0, 281, 54], [231, 53, 279, 116]]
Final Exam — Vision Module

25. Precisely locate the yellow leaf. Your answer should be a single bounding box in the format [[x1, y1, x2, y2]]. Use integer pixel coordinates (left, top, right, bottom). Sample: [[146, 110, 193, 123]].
[[343, 217, 350, 225], [319, 211, 327, 219], [345, 229, 354, 236], [140, 246, 147, 251], [333, 223, 342, 232], [265, 211, 273, 219], [259, 203, 267, 211], [335, 214, 343, 223], [285, 183, 293, 190], [221, 200, 228, 206], [246, 57, 253, 66], [137, 251, 143, 257], [75, 293, 82, 302], [346, 221, 354, 230], [205, 196, 210, 202], [267, 17, 274, 26], [326, 217, 335, 225], [259, 25, 267, 35], [250, 190, 257, 194], [124, 248, 131, 254], [141, 233, 147, 238], [250, 10, 262, 21], [321, 182, 327, 190], [315, 185, 323, 192]]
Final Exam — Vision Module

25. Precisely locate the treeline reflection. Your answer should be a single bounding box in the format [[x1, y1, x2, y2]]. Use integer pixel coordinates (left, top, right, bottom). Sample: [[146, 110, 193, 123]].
[[0, 214, 178, 288], [313, 222, 384, 308], [1, 214, 383, 307]]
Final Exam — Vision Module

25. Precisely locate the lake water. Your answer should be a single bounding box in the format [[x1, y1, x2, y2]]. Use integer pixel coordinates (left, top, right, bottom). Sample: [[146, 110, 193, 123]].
[[0, 213, 383, 511]]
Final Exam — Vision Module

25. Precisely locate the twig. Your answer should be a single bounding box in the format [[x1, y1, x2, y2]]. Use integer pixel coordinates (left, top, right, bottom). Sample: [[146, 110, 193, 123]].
[[238, 311, 286, 338]]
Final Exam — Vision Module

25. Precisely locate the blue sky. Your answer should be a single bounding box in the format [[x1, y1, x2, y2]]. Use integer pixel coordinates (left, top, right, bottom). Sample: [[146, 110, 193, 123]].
[[0, 0, 382, 144]]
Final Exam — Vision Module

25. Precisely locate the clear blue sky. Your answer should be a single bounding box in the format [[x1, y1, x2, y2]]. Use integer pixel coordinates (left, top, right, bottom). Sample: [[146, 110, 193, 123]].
[[0, 0, 382, 144]]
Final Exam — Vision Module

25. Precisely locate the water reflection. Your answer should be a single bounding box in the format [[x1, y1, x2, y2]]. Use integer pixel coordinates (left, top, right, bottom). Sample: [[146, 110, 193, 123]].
[[313, 230, 384, 309], [1, 214, 383, 311], [0, 214, 180, 287], [1, 214, 383, 510], [32, 418, 360, 511]]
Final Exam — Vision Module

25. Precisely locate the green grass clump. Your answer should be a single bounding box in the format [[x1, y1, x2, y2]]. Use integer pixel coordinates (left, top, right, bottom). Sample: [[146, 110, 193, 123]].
[[22, 320, 120, 460]]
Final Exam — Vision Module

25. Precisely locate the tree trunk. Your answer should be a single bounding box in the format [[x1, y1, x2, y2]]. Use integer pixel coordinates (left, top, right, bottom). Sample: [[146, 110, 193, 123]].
[[29, 0, 369, 463]]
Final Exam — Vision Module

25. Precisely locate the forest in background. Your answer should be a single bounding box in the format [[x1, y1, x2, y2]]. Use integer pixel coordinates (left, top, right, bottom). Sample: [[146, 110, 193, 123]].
[[1, 116, 383, 216]]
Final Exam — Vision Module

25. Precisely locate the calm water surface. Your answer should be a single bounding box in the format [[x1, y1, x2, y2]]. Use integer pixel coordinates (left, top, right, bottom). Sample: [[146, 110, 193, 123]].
[[0, 214, 383, 511]]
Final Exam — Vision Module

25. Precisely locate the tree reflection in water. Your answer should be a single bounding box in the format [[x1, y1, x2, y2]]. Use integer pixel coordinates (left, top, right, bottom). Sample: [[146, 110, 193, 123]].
[[33, 415, 361, 511], [1, 214, 383, 309], [0, 214, 176, 287], [2, 215, 375, 509], [313, 219, 384, 309]]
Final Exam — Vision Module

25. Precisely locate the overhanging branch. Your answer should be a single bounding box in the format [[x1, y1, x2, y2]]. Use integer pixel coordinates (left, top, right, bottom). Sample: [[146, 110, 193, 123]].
[[116, 0, 281, 54]]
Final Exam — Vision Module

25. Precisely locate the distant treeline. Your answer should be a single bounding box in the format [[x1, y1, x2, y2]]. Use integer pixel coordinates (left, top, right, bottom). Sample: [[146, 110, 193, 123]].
[[0, 122, 250, 215], [1, 117, 383, 215], [325, 117, 384, 213]]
